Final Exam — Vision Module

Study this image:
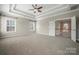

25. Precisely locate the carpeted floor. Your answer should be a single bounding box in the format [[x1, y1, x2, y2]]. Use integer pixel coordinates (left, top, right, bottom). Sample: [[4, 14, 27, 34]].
[[0, 33, 79, 55]]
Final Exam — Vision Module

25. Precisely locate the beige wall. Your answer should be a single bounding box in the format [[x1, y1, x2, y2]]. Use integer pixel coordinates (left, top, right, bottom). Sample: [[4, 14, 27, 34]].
[[36, 17, 55, 36], [36, 10, 79, 37], [0, 16, 32, 38], [37, 19, 49, 35]]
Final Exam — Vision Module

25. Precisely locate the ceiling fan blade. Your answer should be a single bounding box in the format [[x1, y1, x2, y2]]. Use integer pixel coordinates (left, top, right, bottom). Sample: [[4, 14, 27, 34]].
[[38, 9, 42, 12], [38, 6, 43, 9], [32, 4, 35, 9], [31, 4, 42, 13]]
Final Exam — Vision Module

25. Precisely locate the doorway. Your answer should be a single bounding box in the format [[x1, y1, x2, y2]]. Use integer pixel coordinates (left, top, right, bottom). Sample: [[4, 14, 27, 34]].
[[55, 19, 71, 38]]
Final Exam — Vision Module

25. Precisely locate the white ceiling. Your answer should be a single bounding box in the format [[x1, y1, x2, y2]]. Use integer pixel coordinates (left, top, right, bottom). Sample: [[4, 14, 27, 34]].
[[15, 4, 59, 15], [0, 4, 78, 20]]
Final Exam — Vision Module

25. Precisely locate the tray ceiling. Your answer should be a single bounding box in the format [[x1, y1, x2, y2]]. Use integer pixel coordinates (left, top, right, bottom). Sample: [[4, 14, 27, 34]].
[[0, 4, 78, 20]]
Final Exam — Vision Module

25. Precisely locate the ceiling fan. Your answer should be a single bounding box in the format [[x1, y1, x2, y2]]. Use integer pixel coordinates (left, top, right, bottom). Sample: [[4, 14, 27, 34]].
[[29, 4, 43, 13]]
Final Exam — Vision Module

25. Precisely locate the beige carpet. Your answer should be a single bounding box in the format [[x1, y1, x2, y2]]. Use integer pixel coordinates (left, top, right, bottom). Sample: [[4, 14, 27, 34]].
[[0, 33, 79, 55]]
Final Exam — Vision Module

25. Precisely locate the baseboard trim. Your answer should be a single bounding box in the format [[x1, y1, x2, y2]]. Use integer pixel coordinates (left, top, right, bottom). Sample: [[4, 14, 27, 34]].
[[37, 32, 49, 36], [0, 34, 31, 39]]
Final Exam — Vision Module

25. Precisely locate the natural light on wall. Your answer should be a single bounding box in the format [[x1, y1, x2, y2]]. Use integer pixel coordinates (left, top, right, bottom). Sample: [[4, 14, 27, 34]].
[[6, 19, 16, 32], [1, 17, 16, 33]]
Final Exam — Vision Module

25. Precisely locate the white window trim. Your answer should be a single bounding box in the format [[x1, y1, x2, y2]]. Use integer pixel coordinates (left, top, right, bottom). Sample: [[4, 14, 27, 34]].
[[5, 19, 16, 33]]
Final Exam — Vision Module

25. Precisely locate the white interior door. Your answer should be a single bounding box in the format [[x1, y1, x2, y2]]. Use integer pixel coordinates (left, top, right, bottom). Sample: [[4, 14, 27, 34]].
[[71, 16, 76, 42]]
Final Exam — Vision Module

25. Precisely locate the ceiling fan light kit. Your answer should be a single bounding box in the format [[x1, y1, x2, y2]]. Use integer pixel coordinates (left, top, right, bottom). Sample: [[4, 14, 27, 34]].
[[29, 4, 43, 13]]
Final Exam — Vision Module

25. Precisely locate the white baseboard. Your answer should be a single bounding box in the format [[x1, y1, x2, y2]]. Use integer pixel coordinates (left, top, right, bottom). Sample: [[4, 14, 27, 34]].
[[0, 33, 31, 39], [36, 32, 49, 36]]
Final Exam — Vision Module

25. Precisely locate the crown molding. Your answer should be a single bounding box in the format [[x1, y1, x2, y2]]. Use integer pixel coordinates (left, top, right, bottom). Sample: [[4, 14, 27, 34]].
[[37, 4, 66, 16], [9, 4, 35, 20], [14, 4, 35, 17], [9, 4, 70, 20], [36, 5, 70, 18], [0, 11, 36, 21], [7, 4, 79, 21], [36, 8, 79, 20]]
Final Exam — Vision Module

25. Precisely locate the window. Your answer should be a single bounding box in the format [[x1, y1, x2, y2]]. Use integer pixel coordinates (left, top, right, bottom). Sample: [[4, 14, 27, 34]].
[[6, 19, 16, 32], [30, 21, 36, 32]]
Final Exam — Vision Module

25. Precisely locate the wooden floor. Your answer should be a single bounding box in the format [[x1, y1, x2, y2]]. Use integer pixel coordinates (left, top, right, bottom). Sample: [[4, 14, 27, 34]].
[[0, 33, 79, 55]]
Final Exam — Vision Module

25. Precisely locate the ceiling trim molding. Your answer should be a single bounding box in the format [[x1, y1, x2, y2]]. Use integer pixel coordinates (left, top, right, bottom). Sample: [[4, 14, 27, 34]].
[[14, 4, 35, 17], [37, 5, 70, 18], [37, 4, 65, 16], [1, 11, 36, 21], [36, 8, 79, 20], [9, 4, 35, 20], [7, 4, 78, 21], [8, 4, 71, 20], [9, 4, 70, 20], [55, 17, 71, 21]]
